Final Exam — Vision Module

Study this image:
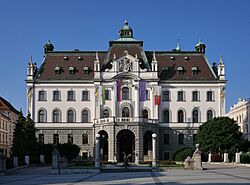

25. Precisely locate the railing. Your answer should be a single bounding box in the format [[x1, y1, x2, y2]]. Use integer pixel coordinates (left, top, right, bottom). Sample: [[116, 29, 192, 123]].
[[35, 122, 92, 128], [159, 122, 202, 128], [94, 117, 158, 124]]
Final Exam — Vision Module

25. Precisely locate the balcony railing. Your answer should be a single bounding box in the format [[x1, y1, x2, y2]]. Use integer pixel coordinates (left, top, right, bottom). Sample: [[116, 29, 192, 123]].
[[94, 117, 158, 124]]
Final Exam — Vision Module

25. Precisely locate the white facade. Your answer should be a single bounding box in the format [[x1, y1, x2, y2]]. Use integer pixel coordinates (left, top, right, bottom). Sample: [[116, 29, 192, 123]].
[[227, 98, 250, 141], [26, 22, 226, 161]]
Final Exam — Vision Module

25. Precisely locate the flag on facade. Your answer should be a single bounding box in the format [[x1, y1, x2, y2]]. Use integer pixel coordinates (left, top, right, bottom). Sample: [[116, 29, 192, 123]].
[[139, 80, 146, 102], [102, 86, 106, 105], [154, 86, 161, 105], [116, 80, 122, 102], [98, 86, 103, 106]]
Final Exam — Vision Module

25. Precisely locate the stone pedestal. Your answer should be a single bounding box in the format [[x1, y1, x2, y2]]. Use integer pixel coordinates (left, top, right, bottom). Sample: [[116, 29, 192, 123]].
[[185, 144, 203, 170], [0, 152, 6, 173], [51, 148, 60, 174], [25, 155, 30, 165], [152, 133, 157, 168], [40, 155, 45, 165], [95, 134, 100, 168], [235, 152, 241, 163], [208, 153, 212, 162], [223, 153, 229, 163], [13, 157, 18, 168]]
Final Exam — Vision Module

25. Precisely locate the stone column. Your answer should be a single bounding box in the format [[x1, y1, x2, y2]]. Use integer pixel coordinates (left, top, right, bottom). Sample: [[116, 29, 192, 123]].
[[95, 134, 100, 168], [152, 133, 157, 168], [40, 154, 45, 165], [0, 152, 6, 173], [51, 148, 60, 174], [223, 153, 229, 163], [13, 157, 18, 168], [235, 152, 241, 163], [25, 155, 30, 165], [208, 152, 212, 162]]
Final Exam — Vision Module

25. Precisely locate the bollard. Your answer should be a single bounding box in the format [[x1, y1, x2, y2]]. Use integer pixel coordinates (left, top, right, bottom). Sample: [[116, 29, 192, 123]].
[[40, 154, 45, 165], [13, 157, 18, 168], [25, 155, 30, 165], [51, 148, 60, 174], [208, 152, 212, 162], [223, 153, 229, 163]]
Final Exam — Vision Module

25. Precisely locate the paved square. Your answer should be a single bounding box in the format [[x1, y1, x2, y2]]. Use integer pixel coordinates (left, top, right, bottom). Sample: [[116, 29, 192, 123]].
[[1, 164, 250, 185]]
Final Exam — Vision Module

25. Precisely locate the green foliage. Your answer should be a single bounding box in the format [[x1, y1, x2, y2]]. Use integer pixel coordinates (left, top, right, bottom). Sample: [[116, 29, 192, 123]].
[[195, 117, 243, 155], [39, 143, 54, 163], [11, 111, 39, 164], [240, 153, 250, 163], [57, 143, 80, 161], [173, 147, 193, 161]]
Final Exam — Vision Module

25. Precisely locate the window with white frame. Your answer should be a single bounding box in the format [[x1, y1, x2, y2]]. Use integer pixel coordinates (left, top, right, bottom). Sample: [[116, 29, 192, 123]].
[[38, 90, 46, 101], [82, 91, 89, 101], [177, 91, 184, 101], [162, 90, 170, 101]]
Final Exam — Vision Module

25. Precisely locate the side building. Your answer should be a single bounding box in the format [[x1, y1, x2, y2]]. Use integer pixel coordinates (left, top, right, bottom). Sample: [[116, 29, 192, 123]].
[[227, 98, 250, 141], [26, 21, 226, 161], [0, 96, 19, 157]]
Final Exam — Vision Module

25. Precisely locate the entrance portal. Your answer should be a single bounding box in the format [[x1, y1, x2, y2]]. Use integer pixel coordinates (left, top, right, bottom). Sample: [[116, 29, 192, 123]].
[[98, 130, 108, 161], [117, 129, 135, 162]]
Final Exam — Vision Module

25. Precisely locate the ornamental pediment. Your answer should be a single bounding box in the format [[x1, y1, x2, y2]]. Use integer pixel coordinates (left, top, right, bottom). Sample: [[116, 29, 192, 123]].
[[116, 51, 139, 73]]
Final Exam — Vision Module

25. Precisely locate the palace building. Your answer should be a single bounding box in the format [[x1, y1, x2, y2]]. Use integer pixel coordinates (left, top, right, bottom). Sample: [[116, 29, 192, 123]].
[[26, 21, 226, 162]]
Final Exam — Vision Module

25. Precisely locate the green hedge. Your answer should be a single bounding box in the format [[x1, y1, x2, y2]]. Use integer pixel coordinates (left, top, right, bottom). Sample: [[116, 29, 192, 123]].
[[240, 153, 250, 163], [173, 147, 193, 161]]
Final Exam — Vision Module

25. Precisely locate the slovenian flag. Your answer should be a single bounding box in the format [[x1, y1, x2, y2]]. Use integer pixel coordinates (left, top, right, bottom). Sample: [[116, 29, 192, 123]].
[[154, 86, 161, 105], [139, 80, 146, 102]]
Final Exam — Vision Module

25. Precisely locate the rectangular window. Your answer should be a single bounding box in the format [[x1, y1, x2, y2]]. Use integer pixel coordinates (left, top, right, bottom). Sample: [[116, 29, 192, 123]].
[[207, 91, 213, 101], [192, 91, 199, 101], [193, 134, 197, 145], [146, 90, 150, 100], [68, 90, 75, 101], [82, 91, 89, 101], [164, 134, 169, 144], [178, 134, 184, 145], [163, 152, 170, 160], [38, 91, 46, 101], [38, 134, 44, 144], [177, 91, 184, 101], [82, 134, 88, 144], [105, 90, 110, 100], [53, 134, 59, 144], [162, 91, 170, 101], [53, 90, 60, 101], [68, 134, 73, 144]]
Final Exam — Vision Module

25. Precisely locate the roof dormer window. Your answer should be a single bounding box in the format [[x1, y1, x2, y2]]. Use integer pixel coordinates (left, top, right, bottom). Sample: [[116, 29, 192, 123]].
[[184, 56, 189, 62], [69, 66, 75, 74], [83, 66, 89, 74], [54, 65, 61, 74], [192, 66, 198, 75], [78, 56, 83, 61], [177, 66, 184, 75]]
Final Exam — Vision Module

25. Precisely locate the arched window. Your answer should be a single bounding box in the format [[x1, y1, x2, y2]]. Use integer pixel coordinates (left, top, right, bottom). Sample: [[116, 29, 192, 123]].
[[38, 109, 46, 122], [68, 134, 73, 144], [163, 110, 170, 123], [122, 87, 129, 100], [82, 110, 89, 123], [122, 107, 130, 117], [103, 109, 109, 118], [53, 109, 60, 123], [178, 110, 184, 123], [192, 110, 199, 123], [53, 134, 59, 144], [142, 109, 148, 119], [207, 110, 213, 121], [67, 109, 75, 122]]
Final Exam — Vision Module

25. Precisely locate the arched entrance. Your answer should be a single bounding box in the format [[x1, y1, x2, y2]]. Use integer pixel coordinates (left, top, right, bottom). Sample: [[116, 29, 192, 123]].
[[98, 130, 108, 161], [117, 129, 135, 162], [143, 130, 153, 161]]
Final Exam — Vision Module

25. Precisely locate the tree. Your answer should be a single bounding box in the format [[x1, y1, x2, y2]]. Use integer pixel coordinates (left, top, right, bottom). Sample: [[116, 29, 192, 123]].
[[12, 111, 39, 164], [57, 143, 80, 161], [195, 117, 244, 155]]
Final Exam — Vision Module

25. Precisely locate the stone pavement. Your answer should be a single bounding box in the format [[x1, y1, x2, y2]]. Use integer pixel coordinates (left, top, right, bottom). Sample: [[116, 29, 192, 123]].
[[0, 163, 250, 185]]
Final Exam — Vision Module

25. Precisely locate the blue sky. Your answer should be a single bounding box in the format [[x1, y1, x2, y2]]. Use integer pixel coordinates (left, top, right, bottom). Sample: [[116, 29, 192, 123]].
[[0, 0, 249, 114]]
